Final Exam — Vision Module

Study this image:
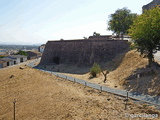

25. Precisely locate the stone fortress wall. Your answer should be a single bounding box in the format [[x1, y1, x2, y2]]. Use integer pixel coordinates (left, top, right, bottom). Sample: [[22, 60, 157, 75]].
[[142, 0, 160, 11], [40, 39, 129, 66]]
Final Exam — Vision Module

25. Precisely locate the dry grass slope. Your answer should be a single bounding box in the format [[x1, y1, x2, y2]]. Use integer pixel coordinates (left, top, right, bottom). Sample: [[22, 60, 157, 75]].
[[109, 50, 160, 96], [0, 65, 159, 119], [56, 50, 160, 96]]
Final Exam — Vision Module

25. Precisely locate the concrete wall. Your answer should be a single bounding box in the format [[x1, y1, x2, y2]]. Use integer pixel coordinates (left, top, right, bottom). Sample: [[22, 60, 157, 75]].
[[40, 39, 129, 66], [23, 56, 27, 62], [1, 61, 7, 67], [15, 56, 27, 63], [7, 61, 13, 66], [0, 61, 7, 68]]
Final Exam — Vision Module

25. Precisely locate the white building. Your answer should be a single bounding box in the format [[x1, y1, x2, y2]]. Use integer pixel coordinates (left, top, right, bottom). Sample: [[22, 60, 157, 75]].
[[0, 55, 28, 68], [4, 55, 27, 64], [38, 44, 45, 53], [0, 58, 14, 67]]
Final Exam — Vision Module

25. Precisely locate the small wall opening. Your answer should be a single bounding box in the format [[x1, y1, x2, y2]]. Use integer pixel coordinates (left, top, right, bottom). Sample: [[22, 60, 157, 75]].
[[53, 57, 60, 64]]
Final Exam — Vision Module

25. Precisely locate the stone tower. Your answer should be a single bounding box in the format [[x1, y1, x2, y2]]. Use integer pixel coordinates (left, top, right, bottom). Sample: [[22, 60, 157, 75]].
[[142, 0, 160, 11]]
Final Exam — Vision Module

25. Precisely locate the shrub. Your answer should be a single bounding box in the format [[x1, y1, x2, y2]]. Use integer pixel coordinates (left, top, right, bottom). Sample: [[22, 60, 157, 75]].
[[90, 63, 101, 77], [15, 50, 28, 56], [128, 41, 137, 50], [0, 56, 5, 58]]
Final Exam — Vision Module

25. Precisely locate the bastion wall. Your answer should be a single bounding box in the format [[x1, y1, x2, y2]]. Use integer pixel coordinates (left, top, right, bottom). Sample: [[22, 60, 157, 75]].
[[142, 0, 160, 11], [40, 39, 129, 66]]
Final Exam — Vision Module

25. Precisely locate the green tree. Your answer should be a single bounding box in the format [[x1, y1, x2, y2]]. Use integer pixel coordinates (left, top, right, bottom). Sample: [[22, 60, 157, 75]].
[[90, 63, 101, 77], [128, 7, 160, 66], [0, 56, 5, 58], [90, 63, 110, 82], [108, 7, 137, 37], [83, 36, 88, 39], [15, 50, 28, 56], [93, 32, 100, 36]]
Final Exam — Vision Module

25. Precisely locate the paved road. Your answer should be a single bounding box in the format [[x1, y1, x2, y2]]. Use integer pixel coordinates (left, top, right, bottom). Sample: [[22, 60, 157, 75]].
[[0, 58, 41, 70], [32, 66, 160, 108], [3, 53, 158, 108], [155, 51, 160, 63], [27, 58, 41, 67]]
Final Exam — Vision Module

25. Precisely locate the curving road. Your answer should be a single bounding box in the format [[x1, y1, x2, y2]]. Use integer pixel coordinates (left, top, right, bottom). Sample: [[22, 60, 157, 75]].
[[30, 67, 160, 109]]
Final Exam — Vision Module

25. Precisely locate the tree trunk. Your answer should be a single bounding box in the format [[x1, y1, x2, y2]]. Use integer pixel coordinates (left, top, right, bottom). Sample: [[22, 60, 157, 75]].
[[121, 33, 124, 40], [148, 48, 154, 67], [101, 70, 109, 83], [103, 74, 107, 83]]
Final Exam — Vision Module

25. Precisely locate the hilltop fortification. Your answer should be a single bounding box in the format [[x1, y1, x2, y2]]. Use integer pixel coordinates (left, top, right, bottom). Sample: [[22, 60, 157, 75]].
[[142, 0, 160, 11], [40, 38, 129, 66]]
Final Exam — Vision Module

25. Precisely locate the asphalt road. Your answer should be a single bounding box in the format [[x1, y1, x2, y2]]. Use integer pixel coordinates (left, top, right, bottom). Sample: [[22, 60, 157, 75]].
[[0, 58, 41, 70], [1, 53, 158, 108], [33, 66, 160, 108], [154, 51, 160, 63], [26, 57, 160, 108]]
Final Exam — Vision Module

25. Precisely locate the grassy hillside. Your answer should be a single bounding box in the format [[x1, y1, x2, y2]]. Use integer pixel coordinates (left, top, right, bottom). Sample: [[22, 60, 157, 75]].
[[0, 65, 159, 119]]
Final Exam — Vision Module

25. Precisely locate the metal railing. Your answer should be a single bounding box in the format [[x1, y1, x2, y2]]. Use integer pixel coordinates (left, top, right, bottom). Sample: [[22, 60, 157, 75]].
[[35, 67, 160, 108]]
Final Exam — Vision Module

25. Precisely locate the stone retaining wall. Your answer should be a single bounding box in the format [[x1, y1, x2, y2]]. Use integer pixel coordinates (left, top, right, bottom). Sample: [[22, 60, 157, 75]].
[[40, 39, 129, 66]]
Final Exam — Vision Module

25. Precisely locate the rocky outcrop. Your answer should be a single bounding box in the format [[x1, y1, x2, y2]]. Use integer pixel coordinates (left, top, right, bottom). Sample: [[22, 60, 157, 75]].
[[40, 39, 129, 66]]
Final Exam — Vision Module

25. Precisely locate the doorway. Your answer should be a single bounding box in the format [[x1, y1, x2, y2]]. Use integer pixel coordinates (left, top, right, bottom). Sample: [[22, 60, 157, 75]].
[[20, 58, 23, 62], [53, 57, 60, 64], [7, 62, 9, 66]]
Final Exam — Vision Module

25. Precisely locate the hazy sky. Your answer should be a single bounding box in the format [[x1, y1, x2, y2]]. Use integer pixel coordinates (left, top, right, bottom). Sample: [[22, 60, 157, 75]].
[[0, 0, 151, 45]]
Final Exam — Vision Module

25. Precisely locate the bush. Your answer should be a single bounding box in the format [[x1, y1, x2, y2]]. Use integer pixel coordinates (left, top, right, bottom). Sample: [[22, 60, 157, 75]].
[[0, 56, 5, 58], [15, 50, 28, 56], [90, 63, 101, 77], [128, 41, 137, 50]]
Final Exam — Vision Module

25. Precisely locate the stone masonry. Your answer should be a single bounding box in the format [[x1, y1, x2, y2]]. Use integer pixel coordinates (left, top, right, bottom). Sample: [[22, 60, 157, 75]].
[[40, 39, 129, 66], [142, 0, 160, 11]]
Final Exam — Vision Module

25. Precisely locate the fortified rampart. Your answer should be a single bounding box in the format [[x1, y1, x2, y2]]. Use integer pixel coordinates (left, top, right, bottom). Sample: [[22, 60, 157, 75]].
[[40, 39, 129, 66], [142, 0, 160, 11]]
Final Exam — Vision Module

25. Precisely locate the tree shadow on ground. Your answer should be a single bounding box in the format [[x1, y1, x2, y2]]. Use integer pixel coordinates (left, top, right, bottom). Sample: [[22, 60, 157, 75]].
[[124, 62, 160, 96]]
